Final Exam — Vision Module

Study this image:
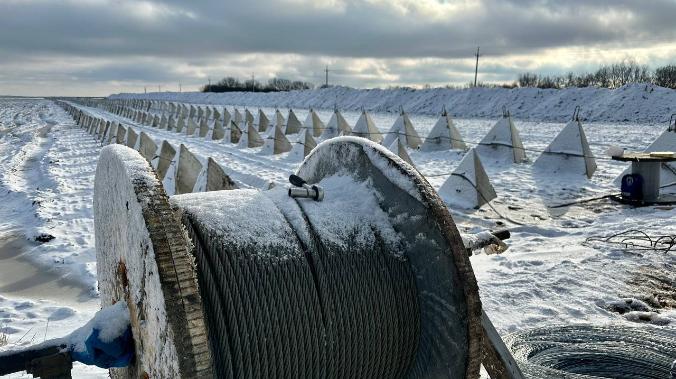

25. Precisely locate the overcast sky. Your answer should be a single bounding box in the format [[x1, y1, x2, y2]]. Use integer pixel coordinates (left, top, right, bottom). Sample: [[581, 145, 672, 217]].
[[1, 0, 675, 96]]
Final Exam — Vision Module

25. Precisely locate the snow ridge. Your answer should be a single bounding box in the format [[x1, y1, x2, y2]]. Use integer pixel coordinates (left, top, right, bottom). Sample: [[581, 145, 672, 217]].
[[112, 83, 675, 123]]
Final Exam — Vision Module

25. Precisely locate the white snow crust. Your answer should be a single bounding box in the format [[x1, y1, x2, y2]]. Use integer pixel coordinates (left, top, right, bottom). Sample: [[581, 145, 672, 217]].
[[111, 83, 676, 123]]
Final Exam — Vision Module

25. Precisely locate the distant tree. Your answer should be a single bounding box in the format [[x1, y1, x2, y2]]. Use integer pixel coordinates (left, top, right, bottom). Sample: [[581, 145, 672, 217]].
[[518, 73, 538, 87], [654, 64, 676, 89]]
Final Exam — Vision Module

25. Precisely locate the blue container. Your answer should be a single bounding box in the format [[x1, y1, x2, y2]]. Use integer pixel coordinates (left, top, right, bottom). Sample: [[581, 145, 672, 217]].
[[621, 173, 643, 201]]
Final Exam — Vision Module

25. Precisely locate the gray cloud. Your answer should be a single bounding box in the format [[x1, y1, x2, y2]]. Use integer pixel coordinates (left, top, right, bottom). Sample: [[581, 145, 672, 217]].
[[0, 0, 675, 95]]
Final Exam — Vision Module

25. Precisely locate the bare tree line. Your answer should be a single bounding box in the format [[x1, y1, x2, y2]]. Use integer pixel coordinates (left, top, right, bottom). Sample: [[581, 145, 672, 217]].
[[516, 61, 676, 89], [202, 77, 314, 93]]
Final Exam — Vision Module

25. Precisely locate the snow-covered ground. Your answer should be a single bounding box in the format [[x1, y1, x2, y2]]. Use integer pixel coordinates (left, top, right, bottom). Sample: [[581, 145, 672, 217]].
[[113, 83, 676, 123], [75, 100, 676, 329], [0, 98, 105, 377], [1, 95, 674, 377]]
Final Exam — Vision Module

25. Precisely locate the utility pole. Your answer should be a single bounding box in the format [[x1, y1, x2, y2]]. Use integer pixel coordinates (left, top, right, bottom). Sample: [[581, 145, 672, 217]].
[[252, 72, 255, 92], [208, 77, 211, 87], [144, 86, 147, 94], [158, 85, 161, 92], [474, 46, 481, 88], [179, 82, 182, 92], [325, 65, 329, 87]]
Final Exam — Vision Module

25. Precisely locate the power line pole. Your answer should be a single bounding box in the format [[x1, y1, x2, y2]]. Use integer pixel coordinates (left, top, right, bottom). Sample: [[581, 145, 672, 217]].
[[144, 86, 147, 94], [474, 46, 481, 87], [252, 73, 255, 92], [325, 65, 329, 87], [179, 82, 182, 92], [158, 85, 161, 92]]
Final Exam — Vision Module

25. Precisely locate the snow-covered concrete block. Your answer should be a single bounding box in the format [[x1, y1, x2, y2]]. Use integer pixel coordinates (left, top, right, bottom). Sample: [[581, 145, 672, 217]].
[[534, 119, 596, 178], [382, 110, 422, 149], [476, 113, 527, 164], [421, 108, 466, 151], [439, 148, 497, 209]]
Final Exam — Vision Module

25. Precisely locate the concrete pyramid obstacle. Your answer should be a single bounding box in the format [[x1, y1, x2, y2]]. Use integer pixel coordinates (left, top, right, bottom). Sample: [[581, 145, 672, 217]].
[[175, 144, 202, 195], [236, 123, 264, 148], [189, 105, 197, 119], [100, 121, 111, 143], [285, 109, 302, 135], [138, 132, 158, 163], [230, 120, 242, 144], [275, 109, 286, 130], [167, 115, 176, 131], [176, 114, 186, 133], [534, 110, 596, 178], [438, 148, 497, 209], [154, 140, 177, 183], [126, 127, 139, 149], [87, 117, 96, 134], [141, 112, 150, 126], [304, 108, 325, 137], [212, 108, 220, 122], [186, 118, 199, 136], [353, 109, 382, 143], [205, 120, 215, 140], [193, 157, 238, 192], [212, 118, 225, 140], [205, 107, 212, 121], [476, 110, 527, 164], [289, 129, 317, 160], [116, 125, 127, 144], [422, 106, 466, 151], [222, 108, 232, 128], [197, 106, 204, 120], [388, 136, 414, 166], [160, 114, 168, 129], [199, 117, 209, 138], [106, 122, 119, 145], [97, 119, 106, 139], [245, 108, 254, 126], [320, 109, 352, 140], [92, 119, 103, 137], [382, 109, 422, 149], [233, 109, 243, 126], [255, 109, 270, 132], [261, 124, 293, 155]]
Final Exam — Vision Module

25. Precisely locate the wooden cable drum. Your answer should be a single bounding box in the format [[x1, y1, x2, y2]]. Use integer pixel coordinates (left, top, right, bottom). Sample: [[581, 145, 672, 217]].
[[94, 145, 213, 378], [94, 137, 482, 378]]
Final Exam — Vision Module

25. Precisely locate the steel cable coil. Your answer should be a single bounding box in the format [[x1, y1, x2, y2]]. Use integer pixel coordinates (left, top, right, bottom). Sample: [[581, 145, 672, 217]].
[[504, 324, 676, 378], [175, 188, 421, 378]]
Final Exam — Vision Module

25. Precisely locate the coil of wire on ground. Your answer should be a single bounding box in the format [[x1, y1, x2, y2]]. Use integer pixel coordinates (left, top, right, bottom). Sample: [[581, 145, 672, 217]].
[[504, 324, 676, 378]]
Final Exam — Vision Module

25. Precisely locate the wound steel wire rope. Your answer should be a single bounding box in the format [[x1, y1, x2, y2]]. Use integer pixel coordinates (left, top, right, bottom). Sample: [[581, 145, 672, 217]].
[[290, 195, 421, 378], [504, 324, 676, 379], [172, 187, 422, 379]]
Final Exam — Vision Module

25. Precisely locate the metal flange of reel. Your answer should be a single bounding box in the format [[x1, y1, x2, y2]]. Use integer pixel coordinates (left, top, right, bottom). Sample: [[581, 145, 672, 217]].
[[94, 137, 483, 378]]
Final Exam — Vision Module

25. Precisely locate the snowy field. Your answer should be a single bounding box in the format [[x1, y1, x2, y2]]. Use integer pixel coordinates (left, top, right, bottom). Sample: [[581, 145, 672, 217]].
[[1, 96, 674, 377]]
